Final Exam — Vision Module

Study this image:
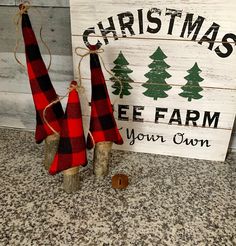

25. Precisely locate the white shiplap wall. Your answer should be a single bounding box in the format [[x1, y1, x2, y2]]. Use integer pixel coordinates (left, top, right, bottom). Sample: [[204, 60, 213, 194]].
[[0, 2, 72, 129], [2, 1, 69, 7]]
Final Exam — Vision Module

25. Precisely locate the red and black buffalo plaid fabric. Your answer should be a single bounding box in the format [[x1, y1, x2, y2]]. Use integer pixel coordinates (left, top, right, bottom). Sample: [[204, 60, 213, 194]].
[[87, 46, 123, 149], [21, 8, 64, 144], [49, 81, 87, 175]]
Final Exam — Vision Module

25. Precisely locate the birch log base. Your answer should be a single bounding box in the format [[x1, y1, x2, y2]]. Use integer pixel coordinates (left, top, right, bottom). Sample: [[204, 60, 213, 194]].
[[93, 141, 113, 178], [63, 167, 80, 193], [43, 134, 60, 171]]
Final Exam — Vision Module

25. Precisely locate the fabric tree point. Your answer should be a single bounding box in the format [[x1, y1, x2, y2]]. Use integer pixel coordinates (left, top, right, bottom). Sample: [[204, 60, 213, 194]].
[[49, 81, 87, 175]]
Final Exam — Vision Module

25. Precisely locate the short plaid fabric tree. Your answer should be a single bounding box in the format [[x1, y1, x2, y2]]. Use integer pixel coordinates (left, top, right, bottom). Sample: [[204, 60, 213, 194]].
[[110, 51, 133, 98], [179, 62, 204, 101], [142, 47, 172, 100]]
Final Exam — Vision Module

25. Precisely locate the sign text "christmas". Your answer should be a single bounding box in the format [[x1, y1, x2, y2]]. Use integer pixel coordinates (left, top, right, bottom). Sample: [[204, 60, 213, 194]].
[[83, 8, 236, 58]]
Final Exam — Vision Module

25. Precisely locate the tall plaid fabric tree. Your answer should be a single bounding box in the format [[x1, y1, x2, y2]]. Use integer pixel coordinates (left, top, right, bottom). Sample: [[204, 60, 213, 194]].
[[87, 46, 123, 149], [49, 81, 87, 175], [21, 7, 64, 143]]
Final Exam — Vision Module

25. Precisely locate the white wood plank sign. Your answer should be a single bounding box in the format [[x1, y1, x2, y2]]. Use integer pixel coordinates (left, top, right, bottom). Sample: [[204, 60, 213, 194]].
[[69, 0, 236, 161]]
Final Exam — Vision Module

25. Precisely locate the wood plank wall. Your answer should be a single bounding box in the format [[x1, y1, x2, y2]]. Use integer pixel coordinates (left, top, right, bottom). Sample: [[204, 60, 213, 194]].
[[0, 1, 235, 152], [0, 1, 72, 129]]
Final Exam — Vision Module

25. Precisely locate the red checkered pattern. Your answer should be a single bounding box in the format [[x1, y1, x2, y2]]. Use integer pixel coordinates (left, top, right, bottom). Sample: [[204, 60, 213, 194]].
[[49, 81, 87, 175], [21, 10, 64, 144], [87, 46, 123, 149]]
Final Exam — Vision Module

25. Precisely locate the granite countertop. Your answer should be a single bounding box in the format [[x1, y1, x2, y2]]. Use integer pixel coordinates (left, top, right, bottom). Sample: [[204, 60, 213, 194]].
[[0, 128, 235, 246]]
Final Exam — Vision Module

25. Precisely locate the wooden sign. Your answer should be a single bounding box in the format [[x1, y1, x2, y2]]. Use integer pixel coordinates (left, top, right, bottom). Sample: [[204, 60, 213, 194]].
[[69, 0, 236, 161]]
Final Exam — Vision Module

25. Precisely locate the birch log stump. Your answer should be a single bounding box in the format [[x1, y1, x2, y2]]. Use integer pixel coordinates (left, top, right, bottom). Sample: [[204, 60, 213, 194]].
[[63, 167, 80, 193], [44, 133, 60, 171], [93, 141, 113, 177]]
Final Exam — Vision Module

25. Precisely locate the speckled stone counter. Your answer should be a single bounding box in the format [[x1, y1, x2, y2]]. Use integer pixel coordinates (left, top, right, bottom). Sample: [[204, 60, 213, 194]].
[[0, 128, 235, 246]]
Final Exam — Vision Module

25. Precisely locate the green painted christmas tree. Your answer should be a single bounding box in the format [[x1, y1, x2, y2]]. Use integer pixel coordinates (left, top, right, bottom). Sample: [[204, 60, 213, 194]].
[[110, 51, 133, 98], [142, 47, 172, 100], [179, 62, 204, 101]]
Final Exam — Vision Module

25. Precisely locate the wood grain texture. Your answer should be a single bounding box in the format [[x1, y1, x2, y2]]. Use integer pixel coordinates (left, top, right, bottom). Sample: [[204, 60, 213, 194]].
[[70, 0, 236, 160], [63, 167, 80, 193], [114, 121, 232, 161], [0, 91, 66, 132], [0, 91, 234, 160], [0, 53, 73, 94], [0, 90, 235, 131], [15, 0, 69, 7], [72, 37, 236, 90], [230, 133, 236, 150], [0, 6, 71, 55], [0, 1, 15, 6], [70, 0, 236, 39], [93, 142, 112, 177], [44, 134, 60, 171]]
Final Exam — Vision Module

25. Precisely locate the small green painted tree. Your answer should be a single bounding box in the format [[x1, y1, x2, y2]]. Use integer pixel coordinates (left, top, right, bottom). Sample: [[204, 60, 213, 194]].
[[179, 62, 204, 101], [142, 47, 172, 100], [110, 51, 133, 98]]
